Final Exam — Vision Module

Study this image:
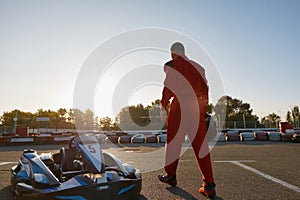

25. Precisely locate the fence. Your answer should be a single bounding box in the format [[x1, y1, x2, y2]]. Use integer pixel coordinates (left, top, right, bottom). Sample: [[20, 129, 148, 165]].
[[223, 121, 260, 129]]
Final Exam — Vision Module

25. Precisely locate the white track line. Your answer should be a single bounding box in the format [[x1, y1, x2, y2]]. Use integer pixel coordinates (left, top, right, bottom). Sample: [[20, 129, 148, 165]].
[[0, 162, 18, 166], [215, 160, 300, 193], [214, 160, 256, 163]]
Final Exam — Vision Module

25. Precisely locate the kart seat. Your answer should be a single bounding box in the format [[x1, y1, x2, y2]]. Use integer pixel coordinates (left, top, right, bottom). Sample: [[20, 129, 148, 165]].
[[60, 147, 77, 172]]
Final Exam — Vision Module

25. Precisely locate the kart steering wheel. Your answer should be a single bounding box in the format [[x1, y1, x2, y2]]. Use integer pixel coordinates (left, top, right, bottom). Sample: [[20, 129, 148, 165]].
[[68, 136, 76, 149], [60, 147, 67, 171]]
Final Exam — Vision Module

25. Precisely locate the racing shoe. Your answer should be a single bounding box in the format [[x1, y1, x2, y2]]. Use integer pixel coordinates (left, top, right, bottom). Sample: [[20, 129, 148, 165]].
[[158, 174, 177, 187], [199, 180, 216, 199]]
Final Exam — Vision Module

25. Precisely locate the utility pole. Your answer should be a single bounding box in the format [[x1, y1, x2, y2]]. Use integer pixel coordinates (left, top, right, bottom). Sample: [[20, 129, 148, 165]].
[[243, 113, 246, 129], [13, 110, 18, 134]]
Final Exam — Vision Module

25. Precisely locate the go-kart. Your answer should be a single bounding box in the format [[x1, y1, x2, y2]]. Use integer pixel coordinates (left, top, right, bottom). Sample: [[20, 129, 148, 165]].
[[11, 135, 142, 200]]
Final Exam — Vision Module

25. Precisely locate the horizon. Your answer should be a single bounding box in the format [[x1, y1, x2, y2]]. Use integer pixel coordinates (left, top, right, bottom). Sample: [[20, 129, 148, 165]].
[[0, 94, 297, 121]]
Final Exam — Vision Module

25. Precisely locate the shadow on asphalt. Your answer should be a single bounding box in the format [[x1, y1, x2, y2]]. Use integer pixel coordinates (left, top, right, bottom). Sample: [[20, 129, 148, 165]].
[[1, 185, 149, 200], [0, 185, 225, 200], [137, 194, 148, 199], [213, 196, 224, 200], [166, 186, 198, 200], [0, 186, 15, 200], [166, 186, 223, 200]]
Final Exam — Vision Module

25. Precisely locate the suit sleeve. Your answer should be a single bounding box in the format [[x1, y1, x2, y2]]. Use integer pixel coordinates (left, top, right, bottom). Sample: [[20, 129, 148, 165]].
[[161, 63, 176, 109]]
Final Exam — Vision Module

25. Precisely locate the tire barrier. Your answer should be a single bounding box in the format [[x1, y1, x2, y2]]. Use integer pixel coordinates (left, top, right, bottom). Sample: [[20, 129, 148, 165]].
[[145, 135, 158, 143], [281, 132, 293, 142], [285, 129, 295, 134], [254, 131, 268, 141], [0, 136, 70, 145], [10, 137, 34, 143], [225, 131, 240, 141], [35, 136, 55, 144], [217, 132, 226, 142], [118, 135, 132, 144], [292, 133, 300, 143], [106, 135, 119, 143], [240, 132, 255, 141], [268, 132, 281, 141], [157, 134, 167, 143], [131, 134, 145, 143], [2, 128, 300, 145], [0, 137, 12, 143]]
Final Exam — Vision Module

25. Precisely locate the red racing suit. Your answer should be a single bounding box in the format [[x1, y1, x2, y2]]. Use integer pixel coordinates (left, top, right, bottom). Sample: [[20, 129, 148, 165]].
[[161, 55, 214, 183]]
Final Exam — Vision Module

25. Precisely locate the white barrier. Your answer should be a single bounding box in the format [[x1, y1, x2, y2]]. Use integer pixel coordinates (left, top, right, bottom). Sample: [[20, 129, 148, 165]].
[[53, 137, 71, 142], [10, 138, 34, 143]]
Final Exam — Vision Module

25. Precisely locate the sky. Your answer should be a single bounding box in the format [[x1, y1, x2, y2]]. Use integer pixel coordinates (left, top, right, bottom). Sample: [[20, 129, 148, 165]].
[[0, 0, 299, 120]]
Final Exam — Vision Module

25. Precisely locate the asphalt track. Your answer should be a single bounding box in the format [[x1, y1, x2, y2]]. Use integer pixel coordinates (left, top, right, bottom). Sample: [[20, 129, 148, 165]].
[[0, 141, 299, 200]]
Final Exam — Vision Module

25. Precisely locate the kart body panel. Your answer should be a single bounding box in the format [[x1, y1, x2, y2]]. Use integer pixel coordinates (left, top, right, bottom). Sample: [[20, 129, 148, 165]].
[[11, 135, 142, 200]]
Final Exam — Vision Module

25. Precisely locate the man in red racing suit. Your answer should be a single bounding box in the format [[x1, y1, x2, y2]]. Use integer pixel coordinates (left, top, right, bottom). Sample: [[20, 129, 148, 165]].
[[158, 42, 216, 199]]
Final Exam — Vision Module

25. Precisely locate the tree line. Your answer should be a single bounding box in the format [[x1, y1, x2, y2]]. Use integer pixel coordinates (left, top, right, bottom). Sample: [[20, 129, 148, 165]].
[[213, 95, 299, 128], [1, 95, 299, 133]]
